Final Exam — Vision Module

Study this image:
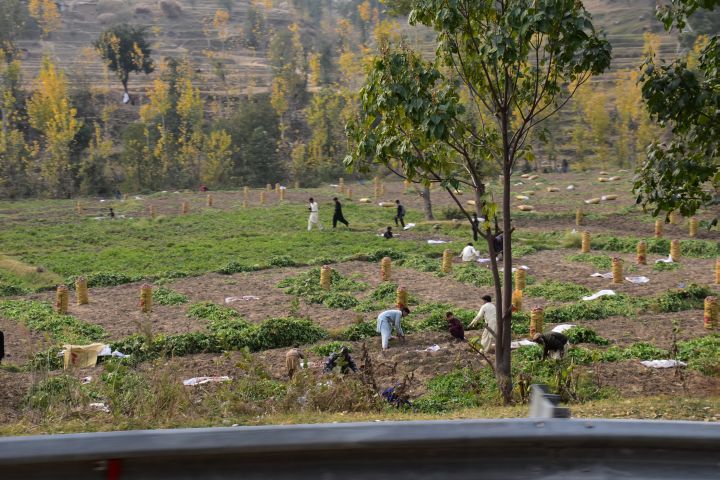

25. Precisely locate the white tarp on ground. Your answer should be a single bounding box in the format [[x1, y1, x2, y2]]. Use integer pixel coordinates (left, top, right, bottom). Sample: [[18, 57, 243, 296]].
[[552, 324, 576, 333], [591, 272, 614, 279], [511, 339, 536, 349], [183, 376, 231, 386], [225, 296, 260, 303], [655, 255, 674, 264], [416, 344, 441, 353], [640, 360, 687, 368], [403, 223, 416, 230], [626, 276, 650, 284], [582, 289, 616, 301], [427, 240, 449, 244], [500, 265, 530, 273]]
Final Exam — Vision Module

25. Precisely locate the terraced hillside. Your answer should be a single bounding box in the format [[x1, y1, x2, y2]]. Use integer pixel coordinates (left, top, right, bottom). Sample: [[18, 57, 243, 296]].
[[15, 0, 684, 99]]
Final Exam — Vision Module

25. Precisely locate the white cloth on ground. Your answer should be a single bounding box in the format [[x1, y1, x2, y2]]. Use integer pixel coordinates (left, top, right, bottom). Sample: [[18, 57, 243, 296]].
[[655, 255, 674, 264], [183, 376, 231, 386], [427, 240, 448, 244], [625, 276, 650, 284], [403, 223, 416, 230], [225, 296, 260, 303], [552, 324, 576, 333], [591, 272, 614, 279], [640, 360, 686, 368], [582, 290, 616, 301]]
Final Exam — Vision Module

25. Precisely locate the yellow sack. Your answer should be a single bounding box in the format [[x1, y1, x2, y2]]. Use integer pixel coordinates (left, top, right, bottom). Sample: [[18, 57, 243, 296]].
[[63, 343, 106, 369]]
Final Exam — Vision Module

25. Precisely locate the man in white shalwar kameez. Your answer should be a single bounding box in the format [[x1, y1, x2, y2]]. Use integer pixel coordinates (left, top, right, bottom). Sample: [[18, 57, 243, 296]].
[[307, 197, 324, 231], [469, 295, 497, 353]]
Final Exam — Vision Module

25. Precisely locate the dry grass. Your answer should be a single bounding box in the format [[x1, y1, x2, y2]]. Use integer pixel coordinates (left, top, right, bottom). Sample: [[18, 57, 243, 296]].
[[0, 255, 63, 290], [1, 396, 717, 437]]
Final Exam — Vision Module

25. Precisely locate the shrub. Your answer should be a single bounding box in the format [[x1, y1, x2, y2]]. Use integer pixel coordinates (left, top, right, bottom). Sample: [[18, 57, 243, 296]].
[[592, 236, 720, 258], [524, 281, 591, 302], [187, 301, 243, 322], [398, 255, 441, 273], [153, 287, 188, 306], [511, 312, 530, 335], [0, 300, 106, 344], [441, 207, 465, 220], [363, 248, 406, 262], [655, 284, 712, 312], [277, 268, 367, 305], [414, 368, 495, 412], [216, 261, 259, 274], [67, 272, 142, 288], [253, 317, 328, 350], [268, 255, 299, 267], [544, 296, 645, 324], [564, 326, 610, 345], [159, 0, 182, 18], [322, 292, 359, 309], [677, 335, 720, 375], [561, 231, 582, 249], [339, 321, 377, 341], [369, 282, 400, 303], [652, 261, 680, 272], [0, 283, 27, 296], [25, 375, 89, 410], [310, 341, 352, 357], [452, 263, 495, 287], [621, 342, 669, 360], [567, 253, 612, 270]]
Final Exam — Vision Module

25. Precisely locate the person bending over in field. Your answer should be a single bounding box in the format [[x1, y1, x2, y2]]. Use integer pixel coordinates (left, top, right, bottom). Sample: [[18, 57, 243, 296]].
[[323, 346, 357, 374], [383, 226, 394, 239], [285, 343, 305, 378], [446, 312, 465, 341], [460, 242, 480, 262], [532, 332, 569, 360], [376, 307, 409, 350]]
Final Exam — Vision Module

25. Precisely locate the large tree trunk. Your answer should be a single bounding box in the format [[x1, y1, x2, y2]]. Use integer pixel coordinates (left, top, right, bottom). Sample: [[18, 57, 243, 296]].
[[495, 111, 513, 405], [421, 185, 434, 220]]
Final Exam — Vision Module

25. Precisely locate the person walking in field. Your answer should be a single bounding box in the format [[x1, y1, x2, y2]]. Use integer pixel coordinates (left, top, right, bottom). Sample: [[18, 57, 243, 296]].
[[307, 197, 324, 231], [285, 343, 305, 378], [394, 199, 406, 228], [469, 295, 497, 353], [332, 197, 349, 229], [376, 307, 409, 350]]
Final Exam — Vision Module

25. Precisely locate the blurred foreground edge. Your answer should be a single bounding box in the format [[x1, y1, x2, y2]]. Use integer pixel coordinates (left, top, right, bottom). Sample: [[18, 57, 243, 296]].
[[1, 385, 718, 479]]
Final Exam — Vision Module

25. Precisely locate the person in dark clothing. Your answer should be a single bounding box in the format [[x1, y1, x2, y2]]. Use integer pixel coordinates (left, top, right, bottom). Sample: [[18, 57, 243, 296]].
[[383, 226, 394, 239], [394, 199, 406, 228], [324, 346, 357, 374], [492, 227, 515, 259], [382, 385, 411, 407], [0, 331, 4, 364], [114, 189, 122, 200], [108, 208, 115, 219], [471, 213, 480, 241], [446, 311, 465, 341], [561, 158, 569, 173], [332, 197, 349, 228], [533, 332, 569, 360]]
